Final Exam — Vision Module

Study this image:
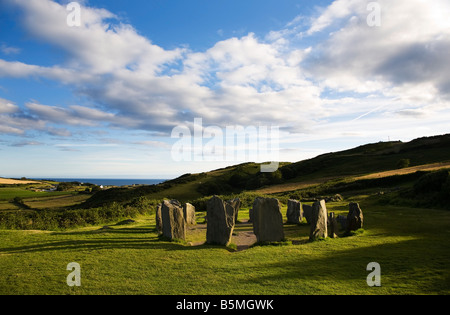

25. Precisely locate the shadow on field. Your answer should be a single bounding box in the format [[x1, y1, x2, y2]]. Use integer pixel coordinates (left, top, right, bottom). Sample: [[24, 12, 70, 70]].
[[0, 224, 232, 254], [241, 237, 450, 293], [0, 236, 224, 255]]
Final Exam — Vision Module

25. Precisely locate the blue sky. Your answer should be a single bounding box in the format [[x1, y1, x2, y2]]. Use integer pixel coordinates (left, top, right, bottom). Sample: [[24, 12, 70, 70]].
[[1, 0, 450, 179]]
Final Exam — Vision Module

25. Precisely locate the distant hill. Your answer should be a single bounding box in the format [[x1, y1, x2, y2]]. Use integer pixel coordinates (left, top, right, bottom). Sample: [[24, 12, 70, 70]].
[[80, 133, 450, 208]]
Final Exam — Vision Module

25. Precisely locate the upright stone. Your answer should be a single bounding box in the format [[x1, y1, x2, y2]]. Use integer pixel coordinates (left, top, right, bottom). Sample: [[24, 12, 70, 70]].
[[206, 196, 236, 246], [328, 212, 339, 238], [183, 203, 196, 226], [302, 204, 313, 224], [337, 215, 348, 231], [155, 203, 163, 235], [252, 197, 285, 243], [309, 200, 328, 241], [161, 200, 186, 241], [347, 203, 364, 232], [248, 208, 253, 223], [286, 199, 302, 224], [228, 198, 241, 223]]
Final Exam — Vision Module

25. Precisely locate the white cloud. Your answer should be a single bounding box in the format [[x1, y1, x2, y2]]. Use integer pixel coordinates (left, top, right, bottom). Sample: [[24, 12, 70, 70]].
[[25, 102, 116, 127], [9, 0, 183, 75], [303, 0, 450, 100], [0, 44, 21, 55], [1, 0, 449, 152], [10, 140, 44, 147], [0, 98, 19, 114], [2, 0, 327, 135]]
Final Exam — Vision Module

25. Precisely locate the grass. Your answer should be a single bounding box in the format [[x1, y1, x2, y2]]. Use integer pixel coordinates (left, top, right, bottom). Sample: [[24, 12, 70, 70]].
[[1, 135, 450, 294], [23, 194, 91, 210], [1, 194, 449, 295], [0, 187, 71, 202]]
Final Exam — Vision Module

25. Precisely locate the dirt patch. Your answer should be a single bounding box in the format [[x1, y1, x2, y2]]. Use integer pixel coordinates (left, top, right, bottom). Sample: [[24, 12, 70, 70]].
[[252, 180, 324, 195], [354, 162, 450, 180], [233, 230, 257, 251], [249, 162, 450, 195], [187, 221, 257, 251], [0, 178, 41, 185]]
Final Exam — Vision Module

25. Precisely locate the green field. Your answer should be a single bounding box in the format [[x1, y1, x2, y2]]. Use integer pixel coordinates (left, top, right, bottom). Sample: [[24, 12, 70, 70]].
[[0, 188, 68, 202], [1, 194, 449, 295], [1, 135, 450, 295]]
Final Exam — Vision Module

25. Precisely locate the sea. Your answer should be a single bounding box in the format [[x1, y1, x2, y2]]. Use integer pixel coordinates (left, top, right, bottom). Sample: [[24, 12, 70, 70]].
[[32, 178, 169, 187]]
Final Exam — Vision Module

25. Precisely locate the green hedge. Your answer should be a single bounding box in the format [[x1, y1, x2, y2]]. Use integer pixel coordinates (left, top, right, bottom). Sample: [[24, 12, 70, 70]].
[[0, 199, 157, 230]]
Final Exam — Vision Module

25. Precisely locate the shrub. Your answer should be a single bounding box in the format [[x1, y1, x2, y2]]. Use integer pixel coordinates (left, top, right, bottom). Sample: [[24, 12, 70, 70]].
[[0, 201, 147, 230], [413, 170, 449, 194], [397, 158, 411, 169]]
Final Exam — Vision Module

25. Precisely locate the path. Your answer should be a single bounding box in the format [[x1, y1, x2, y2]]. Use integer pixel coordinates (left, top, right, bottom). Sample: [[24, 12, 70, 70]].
[[187, 221, 257, 251], [249, 162, 450, 195]]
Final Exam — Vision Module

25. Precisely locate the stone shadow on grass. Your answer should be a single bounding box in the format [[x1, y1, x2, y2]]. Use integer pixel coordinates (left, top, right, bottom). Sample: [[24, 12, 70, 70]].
[[239, 238, 447, 288]]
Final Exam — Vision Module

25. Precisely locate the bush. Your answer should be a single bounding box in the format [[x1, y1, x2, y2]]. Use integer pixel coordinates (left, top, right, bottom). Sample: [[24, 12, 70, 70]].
[[13, 196, 24, 204], [57, 182, 75, 191], [413, 170, 449, 194], [0, 201, 146, 230], [397, 158, 411, 169]]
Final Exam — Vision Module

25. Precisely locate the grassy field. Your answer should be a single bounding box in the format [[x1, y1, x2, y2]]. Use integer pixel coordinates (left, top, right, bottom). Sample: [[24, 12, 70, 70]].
[[1, 135, 449, 295], [0, 187, 91, 211], [1, 194, 449, 295], [0, 178, 41, 185], [0, 188, 65, 202]]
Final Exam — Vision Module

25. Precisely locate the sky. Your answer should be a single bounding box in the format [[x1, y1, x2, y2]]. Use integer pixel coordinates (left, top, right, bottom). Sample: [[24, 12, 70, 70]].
[[1, 0, 450, 179]]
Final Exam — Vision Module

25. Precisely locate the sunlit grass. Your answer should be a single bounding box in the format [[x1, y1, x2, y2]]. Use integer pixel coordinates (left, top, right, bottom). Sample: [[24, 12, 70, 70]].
[[1, 195, 449, 295]]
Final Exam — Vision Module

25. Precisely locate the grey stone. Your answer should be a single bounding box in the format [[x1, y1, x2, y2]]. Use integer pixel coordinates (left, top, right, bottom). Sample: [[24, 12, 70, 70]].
[[161, 200, 186, 241], [328, 212, 339, 238], [206, 196, 236, 246], [309, 200, 328, 241], [302, 204, 313, 224], [183, 203, 196, 226], [325, 194, 344, 202], [248, 208, 253, 223], [155, 203, 163, 235], [337, 215, 348, 231], [286, 199, 302, 224], [252, 197, 285, 243], [347, 202, 364, 232]]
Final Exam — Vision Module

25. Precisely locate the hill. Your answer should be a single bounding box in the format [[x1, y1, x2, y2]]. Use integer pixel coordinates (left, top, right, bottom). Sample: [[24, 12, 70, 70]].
[[1, 134, 450, 295], [80, 133, 450, 208]]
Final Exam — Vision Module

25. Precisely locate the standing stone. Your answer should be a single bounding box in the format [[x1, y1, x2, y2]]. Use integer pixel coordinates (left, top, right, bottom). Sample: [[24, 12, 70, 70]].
[[183, 203, 196, 226], [252, 197, 285, 243], [309, 200, 328, 241], [155, 203, 163, 235], [337, 215, 348, 231], [161, 200, 186, 241], [347, 203, 364, 232], [248, 208, 253, 223], [328, 212, 339, 238], [302, 204, 313, 224], [286, 199, 302, 224], [206, 196, 236, 246], [228, 198, 241, 223]]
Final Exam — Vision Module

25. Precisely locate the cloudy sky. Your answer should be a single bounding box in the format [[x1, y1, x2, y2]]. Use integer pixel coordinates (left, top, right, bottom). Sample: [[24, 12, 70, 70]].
[[0, 0, 449, 179]]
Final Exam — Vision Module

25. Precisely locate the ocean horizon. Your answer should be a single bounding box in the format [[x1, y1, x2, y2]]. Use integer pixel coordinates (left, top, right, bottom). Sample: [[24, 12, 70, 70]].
[[32, 178, 169, 187]]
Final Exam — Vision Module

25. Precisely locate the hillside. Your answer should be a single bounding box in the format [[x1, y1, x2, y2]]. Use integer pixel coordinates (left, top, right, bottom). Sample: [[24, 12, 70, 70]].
[[1, 134, 450, 295], [80, 133, 450, 208]]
